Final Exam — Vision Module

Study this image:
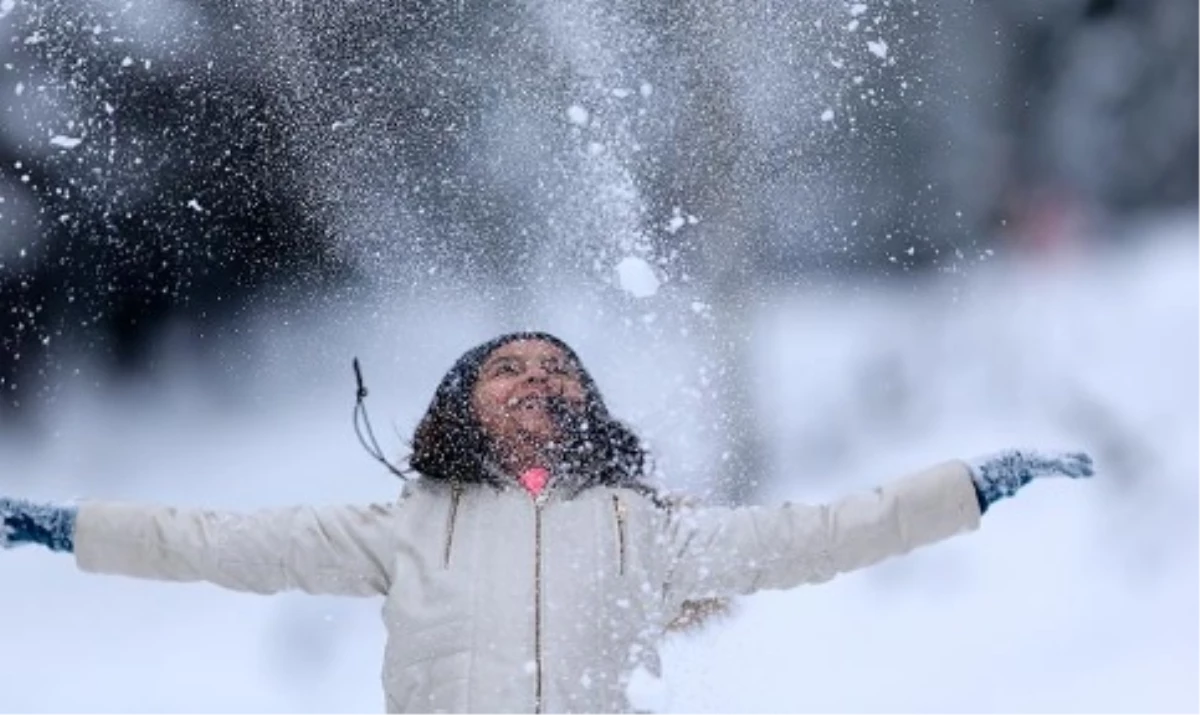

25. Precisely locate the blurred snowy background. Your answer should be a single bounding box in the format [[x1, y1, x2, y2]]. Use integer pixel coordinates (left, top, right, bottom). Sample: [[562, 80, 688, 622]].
[[1, 0, 1196, 711]]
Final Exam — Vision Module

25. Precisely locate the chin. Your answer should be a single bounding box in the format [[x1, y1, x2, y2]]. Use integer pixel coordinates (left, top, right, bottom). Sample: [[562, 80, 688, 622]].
[[515, 421, 560, 444]]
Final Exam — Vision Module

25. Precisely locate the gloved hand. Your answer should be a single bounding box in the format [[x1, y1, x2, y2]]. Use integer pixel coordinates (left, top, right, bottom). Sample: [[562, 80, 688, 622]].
[[968, 449, 1094, 513], [0, 497, 77, 553]]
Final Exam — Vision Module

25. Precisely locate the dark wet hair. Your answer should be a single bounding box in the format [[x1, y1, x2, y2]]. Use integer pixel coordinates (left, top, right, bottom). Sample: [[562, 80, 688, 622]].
[[409, 331, 656, 498]]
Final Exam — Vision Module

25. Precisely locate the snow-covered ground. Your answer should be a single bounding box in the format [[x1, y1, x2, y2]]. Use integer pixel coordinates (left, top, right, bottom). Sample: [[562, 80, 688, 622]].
[[0, 214, 1195, 712], [657, 215, 1199, 713]]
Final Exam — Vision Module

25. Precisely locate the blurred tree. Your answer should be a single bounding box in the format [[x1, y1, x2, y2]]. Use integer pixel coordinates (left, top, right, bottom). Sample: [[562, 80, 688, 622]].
[[980, 0, 1197, 243], [0, 0, 352, 422]]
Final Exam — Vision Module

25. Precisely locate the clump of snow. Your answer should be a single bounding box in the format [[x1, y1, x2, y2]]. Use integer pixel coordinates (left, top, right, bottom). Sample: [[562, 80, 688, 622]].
[[49, 135, 83, 149], [614, 256, 660, 298], [867, 39, 888, 59], [664, 208, 698, 234], [566, 104, 590, 126]]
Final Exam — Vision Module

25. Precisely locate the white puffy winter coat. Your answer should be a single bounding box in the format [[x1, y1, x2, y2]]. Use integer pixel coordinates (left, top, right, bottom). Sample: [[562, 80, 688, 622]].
[[73, 460, 981, 713]]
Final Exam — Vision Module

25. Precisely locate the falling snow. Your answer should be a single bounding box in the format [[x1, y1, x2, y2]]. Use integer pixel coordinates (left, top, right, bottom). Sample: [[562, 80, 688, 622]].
[[48, 135, 83, 149], [0, 0, 1193, 711]]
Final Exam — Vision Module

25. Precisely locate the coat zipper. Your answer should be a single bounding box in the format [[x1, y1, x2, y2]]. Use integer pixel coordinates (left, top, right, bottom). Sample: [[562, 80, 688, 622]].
[[533, 495, 545, 714], [529, 491, 624, 711], [611, 494, 627, 576], [442, 483, 462, 569]]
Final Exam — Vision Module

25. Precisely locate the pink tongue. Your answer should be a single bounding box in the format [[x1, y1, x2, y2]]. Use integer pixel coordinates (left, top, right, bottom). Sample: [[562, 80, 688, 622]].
[[518, 467, 550, 497]]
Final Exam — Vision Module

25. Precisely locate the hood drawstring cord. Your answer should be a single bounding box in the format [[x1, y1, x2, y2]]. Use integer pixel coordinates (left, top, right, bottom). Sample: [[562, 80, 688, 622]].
[[352, 357, 409, 480]]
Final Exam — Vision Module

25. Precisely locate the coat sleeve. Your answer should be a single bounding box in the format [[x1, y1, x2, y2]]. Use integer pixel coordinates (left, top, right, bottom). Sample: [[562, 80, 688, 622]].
[[661, 460, 981, 605], [73, 501, 399, 597]]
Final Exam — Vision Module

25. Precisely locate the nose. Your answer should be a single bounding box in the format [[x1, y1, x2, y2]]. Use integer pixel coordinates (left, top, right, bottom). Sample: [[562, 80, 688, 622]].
[[524, 364, 550, 382]]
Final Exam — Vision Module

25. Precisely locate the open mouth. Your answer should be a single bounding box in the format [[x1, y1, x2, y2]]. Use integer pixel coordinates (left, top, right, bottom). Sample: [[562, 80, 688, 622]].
[[510, 394, 551, 411]]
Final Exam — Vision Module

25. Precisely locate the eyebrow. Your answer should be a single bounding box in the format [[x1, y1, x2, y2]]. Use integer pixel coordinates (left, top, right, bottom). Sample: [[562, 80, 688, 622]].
[[481, 353, 575, 372], [482, 355, 519, 370]]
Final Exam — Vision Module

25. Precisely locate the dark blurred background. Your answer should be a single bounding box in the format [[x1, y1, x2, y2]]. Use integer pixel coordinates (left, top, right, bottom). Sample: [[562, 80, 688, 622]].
[[1, 0, 1196, 438]]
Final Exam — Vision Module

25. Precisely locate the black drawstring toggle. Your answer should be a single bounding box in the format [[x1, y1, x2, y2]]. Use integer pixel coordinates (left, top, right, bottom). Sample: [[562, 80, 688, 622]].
[[351, 357, 408, 480], [353, 357, 368, 401]]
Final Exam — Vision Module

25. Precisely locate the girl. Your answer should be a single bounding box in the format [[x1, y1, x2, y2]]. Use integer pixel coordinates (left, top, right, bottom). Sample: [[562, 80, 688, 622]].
[[2, 331, 1093, 713]]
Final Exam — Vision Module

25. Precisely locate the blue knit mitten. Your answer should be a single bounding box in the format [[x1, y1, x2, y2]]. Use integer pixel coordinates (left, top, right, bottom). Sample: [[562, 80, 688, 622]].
[[0, 498, 77, 553], [968, 449, 1094, 514]]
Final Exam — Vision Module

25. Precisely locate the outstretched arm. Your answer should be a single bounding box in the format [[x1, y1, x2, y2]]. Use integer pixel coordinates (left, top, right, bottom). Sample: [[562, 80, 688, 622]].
[[662, 450, 1092, 606], [2, 497, 399, 597]]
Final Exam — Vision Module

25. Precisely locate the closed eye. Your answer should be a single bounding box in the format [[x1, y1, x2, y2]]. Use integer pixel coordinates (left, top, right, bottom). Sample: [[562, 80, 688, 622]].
[[492, 362, 519, 376], [543, 359, 579, 377]]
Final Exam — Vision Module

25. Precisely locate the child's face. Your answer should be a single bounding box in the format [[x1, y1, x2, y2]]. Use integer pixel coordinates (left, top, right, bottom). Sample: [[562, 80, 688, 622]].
[[471, 339, 588, 458]]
